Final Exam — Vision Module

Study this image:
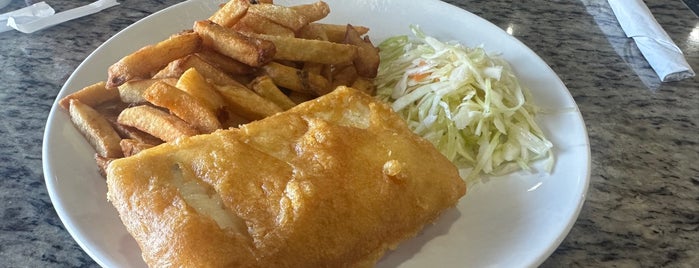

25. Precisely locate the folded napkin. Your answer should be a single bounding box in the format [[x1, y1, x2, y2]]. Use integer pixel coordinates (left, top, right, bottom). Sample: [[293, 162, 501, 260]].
[[1, 0, 119, 34], [0, 2, 54, 33], [608, 0, 695, 82]]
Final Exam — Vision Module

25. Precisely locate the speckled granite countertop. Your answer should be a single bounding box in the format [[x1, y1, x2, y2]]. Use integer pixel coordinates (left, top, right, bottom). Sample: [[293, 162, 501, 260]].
[[1, 0, 697, 267]]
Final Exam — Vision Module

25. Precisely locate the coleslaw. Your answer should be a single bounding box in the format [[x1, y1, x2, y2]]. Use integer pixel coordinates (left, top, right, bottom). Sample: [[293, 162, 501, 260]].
[[375, 25, 554, 183]]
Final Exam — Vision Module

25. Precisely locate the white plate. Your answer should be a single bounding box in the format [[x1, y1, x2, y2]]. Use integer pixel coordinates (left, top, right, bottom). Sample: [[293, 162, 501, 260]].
[[42, 0, 590, 267]]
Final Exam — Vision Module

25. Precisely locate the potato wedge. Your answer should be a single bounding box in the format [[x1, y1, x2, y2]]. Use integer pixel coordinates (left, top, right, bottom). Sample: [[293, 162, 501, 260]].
[[251, 33, 357, 65], [143, 81, 222, 134], [107, 31, 202, 88], [69, 99, 123, 158], [59, 81, 119, 111], [208, 0, 249, 28], [249, 75, 296, 110], [261, 62, 330, 95], [117, 105, 199, 142], [176, 68, 226, 113], [193, 20, 275, 67], [215, 84, 283, 120]]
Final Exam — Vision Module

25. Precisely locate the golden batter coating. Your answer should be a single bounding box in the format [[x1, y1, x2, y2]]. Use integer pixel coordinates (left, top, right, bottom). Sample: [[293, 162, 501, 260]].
[[106, 87, 466, 267]]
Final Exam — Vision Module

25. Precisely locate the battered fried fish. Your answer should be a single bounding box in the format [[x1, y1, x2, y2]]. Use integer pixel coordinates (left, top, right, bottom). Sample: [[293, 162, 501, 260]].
[[106, 86, 466, 267]]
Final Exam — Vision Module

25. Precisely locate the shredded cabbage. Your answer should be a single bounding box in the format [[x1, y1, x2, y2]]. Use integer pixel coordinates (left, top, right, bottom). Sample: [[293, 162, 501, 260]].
[[375, 25, 554, 183]]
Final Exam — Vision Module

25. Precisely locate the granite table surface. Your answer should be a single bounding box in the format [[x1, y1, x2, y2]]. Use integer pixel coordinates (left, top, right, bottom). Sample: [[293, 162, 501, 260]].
[[1, 0, 698, 267]]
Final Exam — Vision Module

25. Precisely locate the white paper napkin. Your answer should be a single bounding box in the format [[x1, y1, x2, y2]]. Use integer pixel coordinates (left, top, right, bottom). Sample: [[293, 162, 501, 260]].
[[608, 0, 695, 82], [0, 2, 55, 33], [1, 0, 119, 34]]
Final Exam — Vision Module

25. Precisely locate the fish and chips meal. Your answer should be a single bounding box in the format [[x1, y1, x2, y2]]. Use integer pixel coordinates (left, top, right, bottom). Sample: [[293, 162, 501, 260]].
[[58, 0, 470, 266], [58, 0, 559, 265]]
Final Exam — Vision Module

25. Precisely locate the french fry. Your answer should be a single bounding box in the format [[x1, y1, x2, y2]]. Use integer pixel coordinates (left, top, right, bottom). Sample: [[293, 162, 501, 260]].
[[287, 91, 316, 104], [94, 154, 113, 178], [297, 23, 329, 41], [151, 62, 181, 79], [110, 122, 164, 146], [303, 62, 325, 76], [250, 33, 357, 65], [247, 3, 309, 31], [106, 31, 202, 88], [249, 75, 296, 110], [143, 81, 222, 134], [261, 62, 331, 95], [218, 109, 251, 129], [117, 105, 199, 142], [68, 0, 383, 178], [208, 0, 249, 28], [175, 68, 226, 113], [93, 100, 129, 125], [274, 60, 303, 69], [351, 77, 376, 95], [69, 99, 123, 158], [314, 23, 369, 43], [152, 56, 198, 79], [59, 81, 119, 111], [193, 20, 276, 67], [344, 24, 380, 78], [155, 55, 247, 88], [215, 84, 283, 120], [290, 1, 330, 22], [196, 49, 256, 75], [331, 64, 358, 88], [182, 55, 249, 87], [117, 78, 178, 104], [232, 12, 295, 37], [119, 139, 155, 157]]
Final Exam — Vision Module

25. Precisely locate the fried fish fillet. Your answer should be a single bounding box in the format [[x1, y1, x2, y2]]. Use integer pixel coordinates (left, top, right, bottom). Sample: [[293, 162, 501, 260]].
[[106, 86, 466, 267]]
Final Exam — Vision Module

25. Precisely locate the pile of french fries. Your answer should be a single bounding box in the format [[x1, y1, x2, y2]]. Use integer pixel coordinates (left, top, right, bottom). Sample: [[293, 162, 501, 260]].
[[58, 0, 380, 176]]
